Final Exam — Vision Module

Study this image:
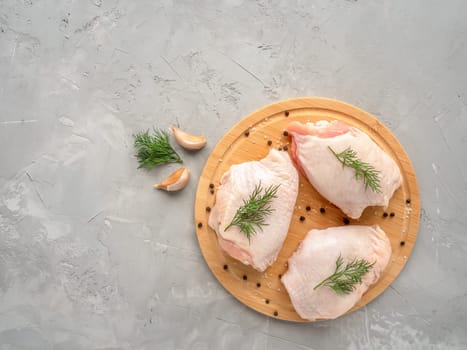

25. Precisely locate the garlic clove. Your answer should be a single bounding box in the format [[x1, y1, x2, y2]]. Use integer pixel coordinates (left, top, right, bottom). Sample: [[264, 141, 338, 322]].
[[171, 126, 207, 150], [154, 167, 190, 191]]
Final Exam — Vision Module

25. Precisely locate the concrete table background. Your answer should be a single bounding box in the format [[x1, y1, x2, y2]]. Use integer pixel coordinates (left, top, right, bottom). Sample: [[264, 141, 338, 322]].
[[0, 0, 466, 349]]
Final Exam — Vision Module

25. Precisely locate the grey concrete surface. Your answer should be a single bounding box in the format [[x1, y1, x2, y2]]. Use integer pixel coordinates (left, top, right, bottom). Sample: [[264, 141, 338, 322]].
[[1, 0, 466, 349]]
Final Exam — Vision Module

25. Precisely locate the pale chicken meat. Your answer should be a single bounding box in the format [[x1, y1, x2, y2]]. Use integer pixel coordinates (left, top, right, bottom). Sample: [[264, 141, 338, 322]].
[[286, 120, 402, 219], [208, 149, 299, 272], [282, 225, 391, 321]]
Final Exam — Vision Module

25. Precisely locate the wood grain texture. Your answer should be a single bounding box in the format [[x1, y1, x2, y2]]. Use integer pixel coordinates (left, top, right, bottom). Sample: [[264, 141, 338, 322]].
[[194, 97, 420, 322]]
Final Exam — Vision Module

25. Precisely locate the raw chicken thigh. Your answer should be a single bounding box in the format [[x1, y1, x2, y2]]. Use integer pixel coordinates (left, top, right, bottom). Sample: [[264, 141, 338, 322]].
[[208, 149, 299, 272], [286, 120, 402, 219], [282, 225, 391, 321]]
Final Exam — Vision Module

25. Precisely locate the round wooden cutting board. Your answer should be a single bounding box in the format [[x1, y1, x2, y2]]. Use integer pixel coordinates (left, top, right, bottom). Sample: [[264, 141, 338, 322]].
[[194, 97, 420, 322]]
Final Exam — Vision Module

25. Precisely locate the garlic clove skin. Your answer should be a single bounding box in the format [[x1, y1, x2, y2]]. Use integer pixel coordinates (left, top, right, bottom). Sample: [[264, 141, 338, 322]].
[[171, 126, 207, 150], [154, 167, 190, 191]]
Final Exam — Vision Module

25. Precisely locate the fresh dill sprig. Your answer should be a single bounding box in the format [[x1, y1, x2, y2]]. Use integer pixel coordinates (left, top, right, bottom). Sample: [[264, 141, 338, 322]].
[[224, 182, 280, 243], [328, 146, 381, 193], [133, 128, 182, 169], [313, 254, 375, 295]]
